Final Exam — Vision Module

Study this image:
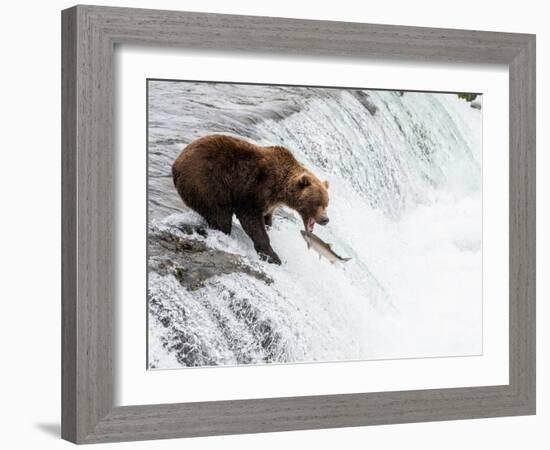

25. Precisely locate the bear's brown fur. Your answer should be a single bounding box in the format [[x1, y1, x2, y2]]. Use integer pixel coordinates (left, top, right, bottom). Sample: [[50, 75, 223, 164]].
[[172, 134, 330, 264]]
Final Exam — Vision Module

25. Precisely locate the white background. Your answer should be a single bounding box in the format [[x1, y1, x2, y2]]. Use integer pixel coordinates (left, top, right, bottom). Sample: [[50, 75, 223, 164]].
[[0, 0, 546, 449], [116, 48, 509, 405]]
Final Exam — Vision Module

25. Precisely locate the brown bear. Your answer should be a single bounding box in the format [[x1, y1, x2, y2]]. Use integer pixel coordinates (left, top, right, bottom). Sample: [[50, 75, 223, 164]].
[[171, 134, 330, 264]]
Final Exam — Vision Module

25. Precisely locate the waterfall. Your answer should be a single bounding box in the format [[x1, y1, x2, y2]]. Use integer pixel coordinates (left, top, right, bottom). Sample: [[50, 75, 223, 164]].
[[147, 81, 483, 369]]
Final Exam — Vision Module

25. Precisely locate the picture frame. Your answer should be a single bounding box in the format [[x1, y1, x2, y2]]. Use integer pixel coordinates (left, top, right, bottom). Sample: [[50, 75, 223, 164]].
[[61, 4, 536, 444]]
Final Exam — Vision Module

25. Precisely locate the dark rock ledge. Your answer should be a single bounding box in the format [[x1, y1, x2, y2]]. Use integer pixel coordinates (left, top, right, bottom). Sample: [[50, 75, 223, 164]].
[[148, 223, 272, 291]]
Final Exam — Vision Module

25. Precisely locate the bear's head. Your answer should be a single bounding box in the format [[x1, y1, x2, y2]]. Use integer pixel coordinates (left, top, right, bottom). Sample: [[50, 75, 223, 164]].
[[289, 172, 330, 232]]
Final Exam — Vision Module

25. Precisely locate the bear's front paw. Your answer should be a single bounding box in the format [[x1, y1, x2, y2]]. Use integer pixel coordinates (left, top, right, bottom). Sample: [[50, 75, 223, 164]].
[[260, 250, 281, 265], [269, 253, 282, 265]]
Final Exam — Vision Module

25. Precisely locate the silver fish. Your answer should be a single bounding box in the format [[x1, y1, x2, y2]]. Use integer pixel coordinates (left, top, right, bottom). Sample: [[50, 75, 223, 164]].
[[300, 230, 351, 263]]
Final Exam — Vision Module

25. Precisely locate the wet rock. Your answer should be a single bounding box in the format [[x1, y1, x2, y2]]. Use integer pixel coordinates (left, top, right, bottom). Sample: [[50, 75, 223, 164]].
[[470, 101, 482, 110], [148, 225, 272, 291], [351, 90, 378, 115]]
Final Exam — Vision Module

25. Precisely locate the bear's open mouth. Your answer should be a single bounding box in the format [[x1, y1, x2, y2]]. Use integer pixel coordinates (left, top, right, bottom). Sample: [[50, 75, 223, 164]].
[[306, 217, 315, 233]]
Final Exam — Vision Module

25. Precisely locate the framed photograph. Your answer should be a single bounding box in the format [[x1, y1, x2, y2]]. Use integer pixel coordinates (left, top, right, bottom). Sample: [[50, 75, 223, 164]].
[[62, 5, 536, 444]]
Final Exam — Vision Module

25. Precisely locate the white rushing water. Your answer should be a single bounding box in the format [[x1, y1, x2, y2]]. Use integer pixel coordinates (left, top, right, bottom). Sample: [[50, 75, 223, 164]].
[[147, 81, 482, 369]]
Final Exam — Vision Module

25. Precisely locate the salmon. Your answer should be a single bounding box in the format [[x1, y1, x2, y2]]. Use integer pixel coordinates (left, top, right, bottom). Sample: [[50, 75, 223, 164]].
[[300, 230, 351, 263]]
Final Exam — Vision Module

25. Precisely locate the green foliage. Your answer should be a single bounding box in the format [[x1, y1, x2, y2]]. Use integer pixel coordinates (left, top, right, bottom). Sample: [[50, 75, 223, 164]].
[[457, 92, 478, 102]]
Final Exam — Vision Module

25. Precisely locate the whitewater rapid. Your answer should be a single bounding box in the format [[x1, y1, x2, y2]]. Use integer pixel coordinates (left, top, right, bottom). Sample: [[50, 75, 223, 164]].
[[147, 81, 482, 369]]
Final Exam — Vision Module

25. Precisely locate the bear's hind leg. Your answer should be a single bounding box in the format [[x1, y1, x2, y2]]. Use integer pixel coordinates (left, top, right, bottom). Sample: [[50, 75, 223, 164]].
[[236, 210, 281, 264], [201, 208, 233, 235]]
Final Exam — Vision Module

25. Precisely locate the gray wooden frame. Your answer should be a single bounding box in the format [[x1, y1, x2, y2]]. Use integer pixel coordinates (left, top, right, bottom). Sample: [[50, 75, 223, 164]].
[[62, 4, 536, 444]]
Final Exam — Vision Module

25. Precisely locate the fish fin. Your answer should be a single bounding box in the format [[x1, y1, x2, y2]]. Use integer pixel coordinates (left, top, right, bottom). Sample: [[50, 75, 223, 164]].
[[327, 243, 333, 248], [319, 254, 322, 260], [306, 242, 310, 249], [341, 257, 352, 262]]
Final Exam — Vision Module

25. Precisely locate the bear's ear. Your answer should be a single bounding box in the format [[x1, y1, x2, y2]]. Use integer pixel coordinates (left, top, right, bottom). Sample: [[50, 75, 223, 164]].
[[298, 173, 311, 189], [323, 180, 330, 189]]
